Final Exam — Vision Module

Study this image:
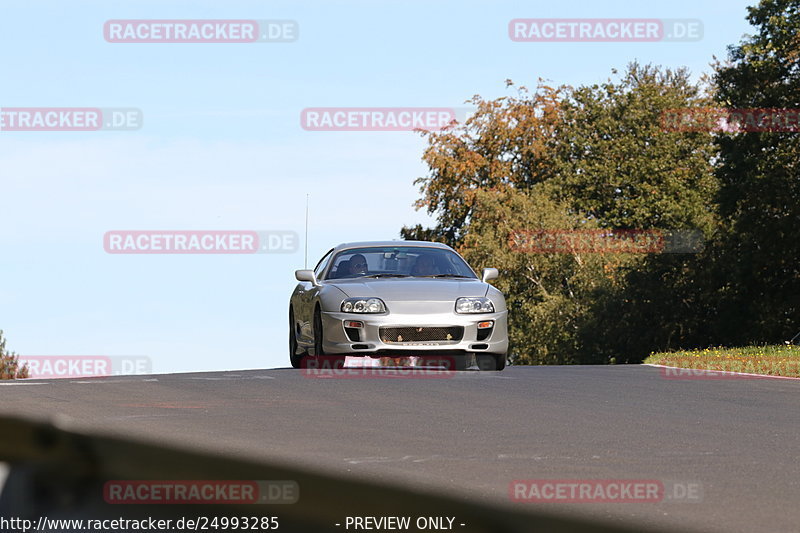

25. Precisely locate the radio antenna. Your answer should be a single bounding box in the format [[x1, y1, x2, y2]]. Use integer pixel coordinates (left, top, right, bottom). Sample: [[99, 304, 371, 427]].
[[304, 194, 309, 269]]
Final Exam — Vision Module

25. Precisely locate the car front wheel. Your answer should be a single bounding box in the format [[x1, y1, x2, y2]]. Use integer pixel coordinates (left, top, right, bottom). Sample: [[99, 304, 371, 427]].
[[311, 307, 345, 368], [289, 307, 306, 369], [313, 307, 324, 357]]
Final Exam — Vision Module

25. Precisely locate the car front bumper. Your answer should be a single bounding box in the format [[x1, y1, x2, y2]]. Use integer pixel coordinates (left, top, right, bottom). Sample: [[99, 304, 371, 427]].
[[319, 309, 509, 356]]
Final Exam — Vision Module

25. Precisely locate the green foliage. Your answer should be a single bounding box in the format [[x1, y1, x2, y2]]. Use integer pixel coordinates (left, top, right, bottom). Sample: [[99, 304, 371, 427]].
[[0, 330, 28, 380], [402, 1, 800, 363], [645, 345, 800, 378], [553, 63, 717, 234], [458, 185, 622, 364], [401, 82, 566, 248], [551, 63, 720, 362], [709, 0, 800, 343], [404, 64, 719, 364]]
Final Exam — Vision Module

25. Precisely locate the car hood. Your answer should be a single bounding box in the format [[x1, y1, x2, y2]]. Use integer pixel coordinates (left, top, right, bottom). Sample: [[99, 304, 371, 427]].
[[328, 278, 488, 300]]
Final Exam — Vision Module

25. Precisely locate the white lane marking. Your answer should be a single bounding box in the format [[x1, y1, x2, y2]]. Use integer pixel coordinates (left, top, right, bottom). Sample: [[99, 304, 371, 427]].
[[345, 455, 435, 464], [105, 414, 178, 421], [457, 373, 515, 379], [186, 375, 276, 381], [345, 455, 465, 464], [497, 454, 546, 460], [346, 453, 586, 465], [2, 375, 275, 384], [69, 380, 129, 384]]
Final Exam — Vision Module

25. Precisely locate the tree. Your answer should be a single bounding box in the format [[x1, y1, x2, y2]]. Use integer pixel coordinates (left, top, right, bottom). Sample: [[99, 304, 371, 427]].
[[553, 62, 717, 234], [457, 185, 625, 364], [709, 0, 800, 344], [404, 64, 719, 363], [0, 330, 28, 379], [553, 63, 719, 362], [401, 82, 565, 247]]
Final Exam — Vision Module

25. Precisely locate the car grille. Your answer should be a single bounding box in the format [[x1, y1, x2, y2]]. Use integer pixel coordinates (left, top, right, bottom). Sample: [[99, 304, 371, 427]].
[[379, 326, 464, 343]]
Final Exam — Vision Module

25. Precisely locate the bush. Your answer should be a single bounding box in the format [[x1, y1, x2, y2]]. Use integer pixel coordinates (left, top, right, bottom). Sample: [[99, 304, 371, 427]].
[[0, 330, 29, 379]]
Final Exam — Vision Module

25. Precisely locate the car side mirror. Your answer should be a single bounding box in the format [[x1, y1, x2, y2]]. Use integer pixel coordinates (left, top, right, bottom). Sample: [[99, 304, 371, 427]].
[[482, 268, 499, 283], [295, 269, 319, 286]]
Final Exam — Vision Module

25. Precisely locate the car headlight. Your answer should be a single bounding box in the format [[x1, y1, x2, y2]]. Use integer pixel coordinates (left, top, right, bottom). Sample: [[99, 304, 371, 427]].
[[455, 297, 495, 314], [341, 297, 387, 313]]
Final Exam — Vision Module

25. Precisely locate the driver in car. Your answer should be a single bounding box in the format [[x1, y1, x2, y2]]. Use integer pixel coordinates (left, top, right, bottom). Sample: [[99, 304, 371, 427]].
[[347, 254, 368, 276]]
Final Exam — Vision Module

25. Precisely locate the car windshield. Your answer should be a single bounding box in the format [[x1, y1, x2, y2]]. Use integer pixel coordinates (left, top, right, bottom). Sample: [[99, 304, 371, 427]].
[[323, 246, 478, 280]]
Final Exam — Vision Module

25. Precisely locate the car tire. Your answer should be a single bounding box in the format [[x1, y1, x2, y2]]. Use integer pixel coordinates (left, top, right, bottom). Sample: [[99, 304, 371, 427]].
[[311, 307, 346, 368], [476, 353, 506, 371], [313, 306, 324, 357], [289, 307, 306, 369]]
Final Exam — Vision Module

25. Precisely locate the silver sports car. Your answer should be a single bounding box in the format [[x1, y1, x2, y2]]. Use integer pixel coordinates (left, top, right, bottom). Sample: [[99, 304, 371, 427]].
[[289, 241, 508, 371]]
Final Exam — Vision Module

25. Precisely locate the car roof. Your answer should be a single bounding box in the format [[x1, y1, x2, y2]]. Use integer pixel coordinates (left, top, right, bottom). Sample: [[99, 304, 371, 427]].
[[332, 240, 455, 253]]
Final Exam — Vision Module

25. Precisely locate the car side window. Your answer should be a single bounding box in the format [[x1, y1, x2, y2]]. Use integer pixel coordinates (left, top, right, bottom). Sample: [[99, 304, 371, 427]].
[[313, 249, 334, 279]]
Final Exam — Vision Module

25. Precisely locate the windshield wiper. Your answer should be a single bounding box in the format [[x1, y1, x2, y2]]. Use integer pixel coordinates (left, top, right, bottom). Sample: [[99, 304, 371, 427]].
[[363, 273, 411, 278], [417, 274, 474, 278]]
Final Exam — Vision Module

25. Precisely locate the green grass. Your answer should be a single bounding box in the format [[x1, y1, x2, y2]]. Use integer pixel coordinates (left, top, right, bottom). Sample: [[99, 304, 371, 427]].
[[644, 345, 800, 378]]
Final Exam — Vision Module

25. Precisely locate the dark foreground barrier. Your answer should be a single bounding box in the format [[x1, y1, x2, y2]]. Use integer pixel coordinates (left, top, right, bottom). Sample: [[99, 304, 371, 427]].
[[0, 415, 677, 533]]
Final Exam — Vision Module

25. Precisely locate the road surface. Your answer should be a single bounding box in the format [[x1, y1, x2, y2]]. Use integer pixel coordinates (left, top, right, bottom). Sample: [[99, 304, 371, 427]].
[[1, 364, 798, 533]]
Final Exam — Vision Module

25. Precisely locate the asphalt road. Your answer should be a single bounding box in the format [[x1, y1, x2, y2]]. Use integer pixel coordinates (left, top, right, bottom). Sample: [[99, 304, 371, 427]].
[[1, 364, 799, 533]]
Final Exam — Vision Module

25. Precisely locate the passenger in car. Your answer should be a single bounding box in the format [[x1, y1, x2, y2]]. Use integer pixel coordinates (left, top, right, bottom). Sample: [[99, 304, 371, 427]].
[[332, 260, 350, 279], [411, 254, 438, 276]]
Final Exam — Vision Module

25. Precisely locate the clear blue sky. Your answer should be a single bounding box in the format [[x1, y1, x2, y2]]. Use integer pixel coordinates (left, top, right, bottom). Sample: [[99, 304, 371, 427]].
[[0, 0, 756, 373]]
